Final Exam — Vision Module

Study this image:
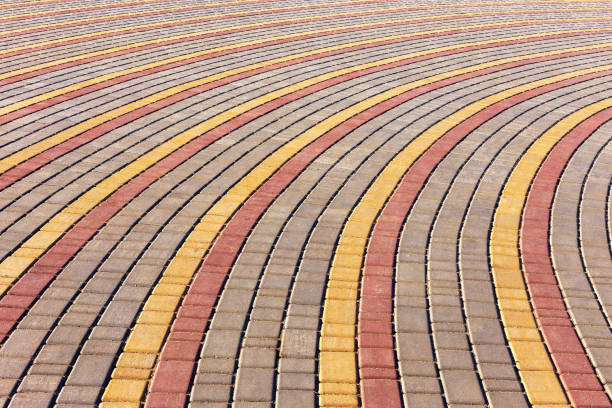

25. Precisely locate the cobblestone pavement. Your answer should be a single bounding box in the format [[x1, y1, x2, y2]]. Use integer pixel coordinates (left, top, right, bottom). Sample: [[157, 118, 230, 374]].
[[0, 0, 611, 407]]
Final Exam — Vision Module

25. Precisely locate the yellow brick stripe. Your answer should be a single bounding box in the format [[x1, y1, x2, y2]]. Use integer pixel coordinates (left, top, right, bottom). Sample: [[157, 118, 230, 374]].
[[489, 98, 612, 406], [317, 66, 612, 406], [0, 26, 608, 179], [98, 49, 612, 405]]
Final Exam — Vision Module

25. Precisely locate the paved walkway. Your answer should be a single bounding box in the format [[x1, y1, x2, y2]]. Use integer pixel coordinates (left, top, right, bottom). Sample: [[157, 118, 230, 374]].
[[0, 0, 611, 407]]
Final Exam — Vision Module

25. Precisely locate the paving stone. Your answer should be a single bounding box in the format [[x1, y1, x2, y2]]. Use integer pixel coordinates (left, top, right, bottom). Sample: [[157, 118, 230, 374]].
[[0, 330, 47, 358], [278, 358, 315, 374], [7, 392, 53, 408], [401, 376, 441, 394], [191, 384, 232, 402], [238, 348, 276, 368], [0, 359, 29, 379], [487, 391, 529, 408], [56, 385, 101, 404], [280, 330, 317, 359], [66, 355, 114, 386], [201, 330, 242, 358], [403, 392, 445, 408], [17, 374, 62, 393], [436, 349, 476, 370], [440, 370, 486, 404], [234, 368, 274, 401], [276, 389, 315, 407]]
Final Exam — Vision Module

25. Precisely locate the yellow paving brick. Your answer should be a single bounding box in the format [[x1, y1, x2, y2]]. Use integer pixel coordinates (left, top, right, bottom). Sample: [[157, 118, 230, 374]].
[[111, 367, 151, 380], [332, 253, 362, 269], [22, 231, 63, 249], [492, 230, 520, 244], [165, 256, 202, 277], [327, 280, 359, 290], [490, 254, 521, 270], [174, 247, 207, 260], [498, 287, 529, 300], [521, 371, 568, 404], [208, 200, 240, 217], [116, 352, 156, 369], [511, 341, 555, 370], [319, 382, 357, 395], [143, 295, 181, 312], [136, 310, 174, 325], [500, 310, 537, 328], [328, 267, 360, 282], [342, 221, 372, 238], [493, 213, 521, 231], [335, 245, 365, 255], [326, 287, 358, 300], [338, 236, 367, 247], [185, 230, 216, 244], [158, 276, 191, 286], [490, 244, 519, 256], [322, 299, 356, 325], [321, 323, 354, 338], [0, 277, 14, 285], [102, 379, 147, 402], [319, 394, 359, 407], [0, 256, 35, 275], [320, 336, 354, 352], [194, 221, 226, 233], [199, 214, 228, 224], [499, 297, 532, 311], [319, 352, 356, 383], [99, 403, 140, 408], [67, 198, 100, 213], [124, 325, 167, 353], [506, 327, 542, 342], [349, 207, 379, 222], [532, 405, 571, 408], [151, 283, 185, 296], [49, 212, 82, 224], [492, 268, 526, 289]]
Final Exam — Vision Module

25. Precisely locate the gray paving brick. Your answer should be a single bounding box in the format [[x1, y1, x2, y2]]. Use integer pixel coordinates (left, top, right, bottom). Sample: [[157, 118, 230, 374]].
[[234, 368, 274, 402]]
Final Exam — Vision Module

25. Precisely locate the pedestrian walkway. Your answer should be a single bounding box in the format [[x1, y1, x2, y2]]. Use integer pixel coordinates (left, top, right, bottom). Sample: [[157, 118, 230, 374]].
[[0, 0, 611, 407]]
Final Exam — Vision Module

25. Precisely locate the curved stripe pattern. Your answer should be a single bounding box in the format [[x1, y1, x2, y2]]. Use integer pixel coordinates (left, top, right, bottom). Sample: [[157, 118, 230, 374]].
[[0, 0, 611, 407]]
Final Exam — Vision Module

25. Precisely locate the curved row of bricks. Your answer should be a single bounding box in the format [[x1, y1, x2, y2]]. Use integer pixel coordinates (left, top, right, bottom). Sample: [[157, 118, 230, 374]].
[[0, 1, 611, 407]]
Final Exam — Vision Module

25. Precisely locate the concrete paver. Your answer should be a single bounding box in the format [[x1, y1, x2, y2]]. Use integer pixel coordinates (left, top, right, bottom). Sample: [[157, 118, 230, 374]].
[[0, 0, 611, 407]]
